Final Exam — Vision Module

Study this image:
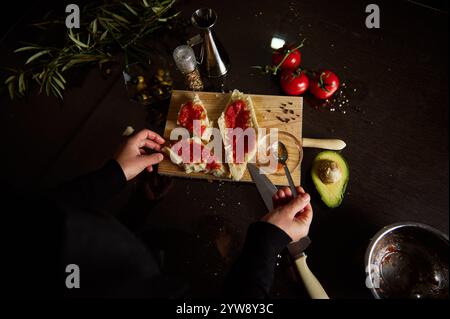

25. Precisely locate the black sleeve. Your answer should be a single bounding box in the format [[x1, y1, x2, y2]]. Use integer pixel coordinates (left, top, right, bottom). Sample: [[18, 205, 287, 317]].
[[224, 221, 292, 299], [49, 159, 127, 212]]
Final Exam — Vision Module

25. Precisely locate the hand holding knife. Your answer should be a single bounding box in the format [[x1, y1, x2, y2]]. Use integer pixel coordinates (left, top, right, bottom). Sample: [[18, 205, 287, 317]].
[[247, 163, 330, 299]]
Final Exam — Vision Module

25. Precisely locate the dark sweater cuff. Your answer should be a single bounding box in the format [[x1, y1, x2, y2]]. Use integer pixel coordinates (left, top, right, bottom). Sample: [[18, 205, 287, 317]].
[[244, 222, 292, 260], [103, 159, 127, 192]]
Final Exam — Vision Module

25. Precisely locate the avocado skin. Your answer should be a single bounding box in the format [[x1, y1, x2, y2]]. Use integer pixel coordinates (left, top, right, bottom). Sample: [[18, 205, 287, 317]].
[[311, 151, 349, 208]]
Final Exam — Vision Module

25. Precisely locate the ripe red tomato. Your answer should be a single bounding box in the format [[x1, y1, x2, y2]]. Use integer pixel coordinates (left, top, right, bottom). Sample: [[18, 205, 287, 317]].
[[309, 70, 340, 99], [272, 47, 301, 70], [280, 69, 309, 96]]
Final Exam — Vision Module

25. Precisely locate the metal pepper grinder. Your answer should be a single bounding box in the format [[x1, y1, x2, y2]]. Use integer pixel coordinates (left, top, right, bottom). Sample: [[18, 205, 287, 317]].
[[191, 8, 230, 77]]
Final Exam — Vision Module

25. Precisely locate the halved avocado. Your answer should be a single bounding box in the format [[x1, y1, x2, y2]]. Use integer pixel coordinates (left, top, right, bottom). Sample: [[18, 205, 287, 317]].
[[311, 151, 349, 208]]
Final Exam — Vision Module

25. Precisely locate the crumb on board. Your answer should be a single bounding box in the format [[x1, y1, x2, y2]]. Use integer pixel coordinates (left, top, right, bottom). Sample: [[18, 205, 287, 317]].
[[276, 115, 291, 123]]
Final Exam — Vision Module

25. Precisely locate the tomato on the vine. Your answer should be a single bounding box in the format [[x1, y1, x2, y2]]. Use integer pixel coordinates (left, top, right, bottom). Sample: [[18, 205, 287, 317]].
[[272, 46, 302, 70], [280, 68, 309, 96], [309, 70, 340, 99]]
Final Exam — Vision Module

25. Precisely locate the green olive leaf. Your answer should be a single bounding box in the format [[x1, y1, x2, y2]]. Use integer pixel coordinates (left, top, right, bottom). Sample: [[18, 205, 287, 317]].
[[91, 18, 98, 34], [51, 81, 63, 100], [68, 29, 89, 49], [52, 76, 65, 90], [5, 75, 16, 85], [152, 6, 162, 13], [14, 46, 43, 53], [55, 71, 66, 84], [7, 81, 15, 100], [25, 50, 51, 64], [100, 30, 108, 41], [45, 78, 51, 96], [122, 2, 138, 16], [18, 72, 26, 94], [111, 12, 130, 24]]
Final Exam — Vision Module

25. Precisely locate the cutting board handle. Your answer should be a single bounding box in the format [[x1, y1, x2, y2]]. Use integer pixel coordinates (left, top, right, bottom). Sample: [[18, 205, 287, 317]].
[[302, 138, 346, 150], [295, 255, 330, 299]]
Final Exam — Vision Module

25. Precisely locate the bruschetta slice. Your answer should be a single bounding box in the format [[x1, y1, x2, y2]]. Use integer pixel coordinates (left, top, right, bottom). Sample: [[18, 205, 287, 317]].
[[163, 137, 228, 178], [177, 94, 211, 141], [218, 89, 259, 181]]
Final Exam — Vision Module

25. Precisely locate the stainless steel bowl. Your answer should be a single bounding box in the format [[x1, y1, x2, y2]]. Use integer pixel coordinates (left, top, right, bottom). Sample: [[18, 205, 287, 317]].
[[365, 222, 449, 299]]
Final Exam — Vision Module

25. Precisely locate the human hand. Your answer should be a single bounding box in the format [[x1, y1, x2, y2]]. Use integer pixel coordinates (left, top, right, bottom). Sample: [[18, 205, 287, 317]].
[[114, 129, 165, 181], [261, 186, 313, 242]]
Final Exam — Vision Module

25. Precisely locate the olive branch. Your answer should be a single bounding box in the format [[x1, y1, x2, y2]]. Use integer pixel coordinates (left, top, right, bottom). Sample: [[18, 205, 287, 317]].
[[3, 0, 179, 100]]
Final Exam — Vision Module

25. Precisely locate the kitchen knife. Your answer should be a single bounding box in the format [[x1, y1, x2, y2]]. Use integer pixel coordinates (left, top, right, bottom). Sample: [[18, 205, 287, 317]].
[[247, 163, 277, 211], [247, 163, 330, 299]]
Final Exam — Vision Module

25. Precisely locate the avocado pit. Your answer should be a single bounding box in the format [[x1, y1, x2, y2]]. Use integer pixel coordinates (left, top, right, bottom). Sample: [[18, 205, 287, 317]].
[[317, 160, 342, 184]]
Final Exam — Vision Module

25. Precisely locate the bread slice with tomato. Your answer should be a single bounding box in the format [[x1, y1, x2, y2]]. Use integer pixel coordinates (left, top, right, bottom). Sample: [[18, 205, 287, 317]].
[[177, 94, 212, 141], [218, 89, 259, 181], [163, 137, 229, 178]]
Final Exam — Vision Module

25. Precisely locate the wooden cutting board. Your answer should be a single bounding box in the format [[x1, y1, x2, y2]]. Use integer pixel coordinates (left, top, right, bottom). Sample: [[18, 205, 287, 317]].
[[158, 90, 303, 186]]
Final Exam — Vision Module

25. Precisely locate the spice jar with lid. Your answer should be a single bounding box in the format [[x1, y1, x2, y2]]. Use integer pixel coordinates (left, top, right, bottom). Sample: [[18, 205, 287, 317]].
[[173, 45, 204, 91]]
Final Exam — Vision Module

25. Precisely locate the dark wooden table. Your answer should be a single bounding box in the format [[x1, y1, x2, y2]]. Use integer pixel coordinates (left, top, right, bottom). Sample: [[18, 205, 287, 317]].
[[1, 0, 448, 298]]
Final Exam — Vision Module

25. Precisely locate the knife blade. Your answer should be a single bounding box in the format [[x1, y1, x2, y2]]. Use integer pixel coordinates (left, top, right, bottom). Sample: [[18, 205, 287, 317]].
[[247, 163, 278, 211]]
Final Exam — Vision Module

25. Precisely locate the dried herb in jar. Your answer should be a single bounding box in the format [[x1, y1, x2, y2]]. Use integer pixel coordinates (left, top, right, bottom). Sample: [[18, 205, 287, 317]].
[[173, 45, 204, 91]]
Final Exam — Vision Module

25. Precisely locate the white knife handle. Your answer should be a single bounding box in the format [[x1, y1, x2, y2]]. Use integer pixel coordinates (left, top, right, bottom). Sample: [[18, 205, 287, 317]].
[[295, 255, 330, 299], [302, 138, 346, 150]]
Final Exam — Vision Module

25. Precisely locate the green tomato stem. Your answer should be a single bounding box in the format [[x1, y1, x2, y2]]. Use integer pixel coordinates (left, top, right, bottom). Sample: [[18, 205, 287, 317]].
[[273, 49, 291, 75], [272, 39, 306, 75]]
